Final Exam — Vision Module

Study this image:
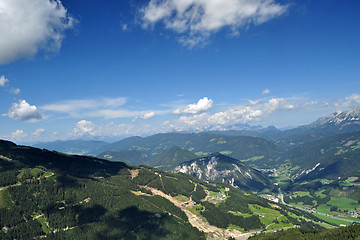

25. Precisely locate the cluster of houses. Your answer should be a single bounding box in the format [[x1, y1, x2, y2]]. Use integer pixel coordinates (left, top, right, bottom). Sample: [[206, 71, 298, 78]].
[[349, 210, 360, 219]]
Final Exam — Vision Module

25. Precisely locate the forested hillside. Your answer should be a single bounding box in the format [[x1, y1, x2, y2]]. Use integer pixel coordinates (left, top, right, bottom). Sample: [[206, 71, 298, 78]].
[[93, 132, 280, 162], [1, 140, 315, 239], [249, 224, 360, 240]]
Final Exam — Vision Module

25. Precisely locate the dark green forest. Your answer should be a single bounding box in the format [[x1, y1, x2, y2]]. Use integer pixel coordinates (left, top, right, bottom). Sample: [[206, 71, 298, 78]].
[[0, 140, 273, 239]]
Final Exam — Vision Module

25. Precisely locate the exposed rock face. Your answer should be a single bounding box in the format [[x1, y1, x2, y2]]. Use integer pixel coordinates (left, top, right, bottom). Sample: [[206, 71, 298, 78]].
[[174, 153, 271, 191], [308, 106, 360, 130]]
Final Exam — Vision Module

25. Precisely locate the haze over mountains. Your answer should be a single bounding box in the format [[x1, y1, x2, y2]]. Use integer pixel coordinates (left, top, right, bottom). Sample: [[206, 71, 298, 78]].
[[2, 106, 360, 239], [34, 107, 360, 153], [30, 107, 360, 194]]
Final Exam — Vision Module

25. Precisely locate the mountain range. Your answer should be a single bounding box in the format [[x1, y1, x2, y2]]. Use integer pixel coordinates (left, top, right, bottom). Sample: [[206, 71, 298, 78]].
[[33, 140, 108, 155], [31, 107, 360, 185], [3, 106, 360, 239], [0, 140, 325, 239]]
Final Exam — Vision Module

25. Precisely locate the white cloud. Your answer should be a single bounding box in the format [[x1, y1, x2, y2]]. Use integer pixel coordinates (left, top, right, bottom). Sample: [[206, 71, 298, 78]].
[[176, 97, 303, 130], [0, 0, 75, 64], [42, 97, 131, 118], [70, 120, 167, 139], [132, 111, 156, 122], [5, 100, 42, 121], [344, 94, 360, 106], [73, 120, 96, 137], [262, 88, 270, 95], [11, 129, 27, 139], [248, 99, 262, 106], [141, 0, 287, 47], [89, 109, 151, 119], [42, 97, 170, 120], [142, 112, 156, 120], [174, 97, 213, 114], [0, 75, 9, 87], [42, 97, 127, 113], [10, 88, 21, 95], [32, 128, 45, 137], [263, 98, 295, 113]]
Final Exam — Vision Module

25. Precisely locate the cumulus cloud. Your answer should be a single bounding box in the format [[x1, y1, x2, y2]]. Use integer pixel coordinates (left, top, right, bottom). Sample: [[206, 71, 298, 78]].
[[73, 120, 96, 137], [140, 0, 287, 47], [32, 128, 45, 137], [0, 0, 75, 64], [5, 100, 42, 121], [176, 97, 301, 130], [0, 75, 9, 87], [174, 97, 213, 114], [138, 112, 156, 120], [142, 112, 156, 120]]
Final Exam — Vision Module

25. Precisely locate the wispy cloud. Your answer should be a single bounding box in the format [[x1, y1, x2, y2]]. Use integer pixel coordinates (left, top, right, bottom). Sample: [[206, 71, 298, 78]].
[[343, 94, 360, 106], [32, 128, 45, 137], [88, 109, 151, 119], [70, 120, 170, 139], [10, 88, 21, 95], [42, 97, 127, 113], [11, 129, 27, 140], [262, 88, 270, 95], [0, 0, 75, 64], [140, 0, 288, 47], [42, 97, 168, 120], [42, 97, 130, 118]]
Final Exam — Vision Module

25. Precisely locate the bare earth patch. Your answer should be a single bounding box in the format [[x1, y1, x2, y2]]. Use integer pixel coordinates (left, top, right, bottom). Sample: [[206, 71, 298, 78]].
[[129, 169, 139, 179], [139, 185, 251, 239]]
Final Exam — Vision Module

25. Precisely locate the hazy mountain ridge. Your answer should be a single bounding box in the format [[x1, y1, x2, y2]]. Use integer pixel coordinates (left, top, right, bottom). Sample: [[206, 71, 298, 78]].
[[33, 139, 109, 155], [97, 147, 198, 171], [93, 132, 281, 164], [147, 146, 198, 170], [98, 150, 150, 165]]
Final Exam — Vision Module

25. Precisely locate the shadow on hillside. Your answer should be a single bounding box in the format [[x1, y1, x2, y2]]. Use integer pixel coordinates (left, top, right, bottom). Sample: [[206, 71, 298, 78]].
[[76, 204, 107, 225], [56, 174, 81, 188], [95, 206, 171, 240], [0, 140, 130, 181]]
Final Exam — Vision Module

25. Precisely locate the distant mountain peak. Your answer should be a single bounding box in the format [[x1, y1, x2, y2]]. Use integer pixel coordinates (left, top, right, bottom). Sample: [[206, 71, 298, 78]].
[[327, 106, 360, 124], [309, 106, 360, 128]]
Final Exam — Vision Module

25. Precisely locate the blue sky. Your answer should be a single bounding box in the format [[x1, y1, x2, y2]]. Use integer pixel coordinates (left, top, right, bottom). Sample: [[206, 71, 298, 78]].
[[0, 0, 360, 143]]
